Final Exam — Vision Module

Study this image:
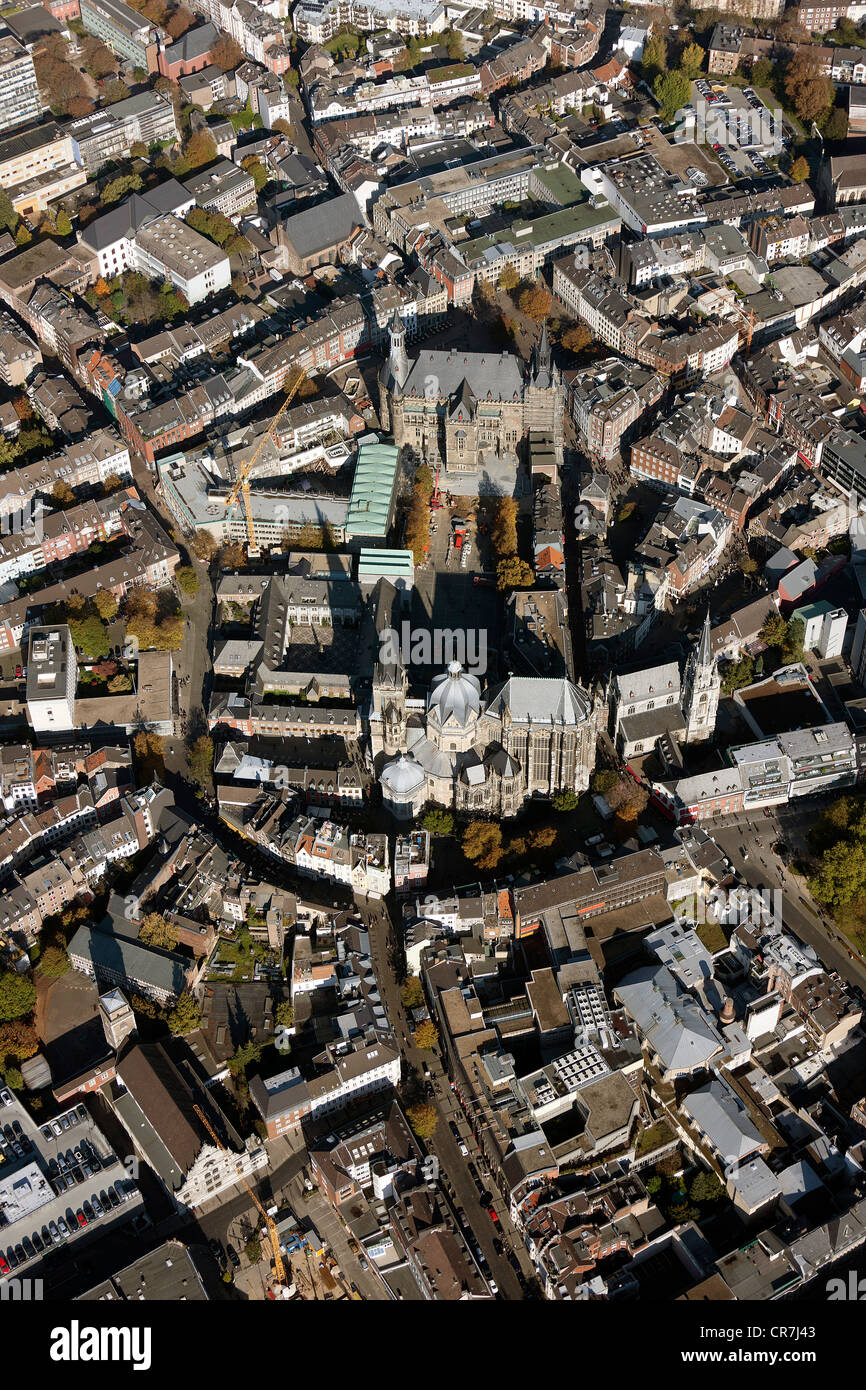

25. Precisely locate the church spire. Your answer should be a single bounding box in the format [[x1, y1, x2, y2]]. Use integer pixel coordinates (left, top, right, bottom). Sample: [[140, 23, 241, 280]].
[[387, 308, 409, 391], [696, 606, 712, 670]]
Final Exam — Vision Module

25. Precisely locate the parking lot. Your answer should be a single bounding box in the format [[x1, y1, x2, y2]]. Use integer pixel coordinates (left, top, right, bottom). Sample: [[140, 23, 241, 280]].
[[0, 1088, 143, 1281], [691, 79, 787, 180]]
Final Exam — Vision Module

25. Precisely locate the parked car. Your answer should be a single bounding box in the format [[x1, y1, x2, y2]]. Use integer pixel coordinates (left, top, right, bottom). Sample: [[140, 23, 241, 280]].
[[76, 1210, 87, 1228], [226, 1244, 241, 1270]]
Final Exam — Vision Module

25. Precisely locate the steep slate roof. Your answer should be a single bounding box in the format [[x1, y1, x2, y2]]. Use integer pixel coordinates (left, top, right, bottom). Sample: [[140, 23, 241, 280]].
[[402, 347, 524, 403], [485, 676, 591, 725]]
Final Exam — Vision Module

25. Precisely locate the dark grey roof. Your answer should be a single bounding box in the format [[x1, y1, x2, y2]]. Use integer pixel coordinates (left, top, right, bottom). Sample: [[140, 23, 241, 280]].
[[79, 181, 190, 252], [280, 191, 363, 258], [164, 21, 219, 62], [403, 347, 525, 403]]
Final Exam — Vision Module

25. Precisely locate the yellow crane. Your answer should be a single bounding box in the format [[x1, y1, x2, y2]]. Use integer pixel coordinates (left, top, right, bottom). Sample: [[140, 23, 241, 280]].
[[224, 365, 307, 556], [192, 1104, 287, 1290]]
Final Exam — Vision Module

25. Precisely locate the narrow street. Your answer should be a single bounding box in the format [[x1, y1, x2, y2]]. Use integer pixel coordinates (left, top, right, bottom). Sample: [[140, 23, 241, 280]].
[[359, 898, 534, 1298]]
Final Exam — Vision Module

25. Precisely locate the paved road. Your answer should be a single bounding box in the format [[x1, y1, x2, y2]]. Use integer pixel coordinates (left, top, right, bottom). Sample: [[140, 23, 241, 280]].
[[713, 811, 866, 994], [358, 899, 533, 1298]]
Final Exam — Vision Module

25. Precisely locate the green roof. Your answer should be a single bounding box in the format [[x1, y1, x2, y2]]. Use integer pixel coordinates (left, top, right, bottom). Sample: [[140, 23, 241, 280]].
[[460, 199, 617, 267], [531, 164, 587, 209], [358, 548, 414, 576], [346, 440, 399, 539], [793, 600, 836, 621], [427, 62, 475, 84]]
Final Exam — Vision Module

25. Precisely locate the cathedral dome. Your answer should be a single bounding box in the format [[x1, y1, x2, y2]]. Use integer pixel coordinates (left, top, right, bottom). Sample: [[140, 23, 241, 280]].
[[428, 661, 481, 730], [380, 754, 425, 797]]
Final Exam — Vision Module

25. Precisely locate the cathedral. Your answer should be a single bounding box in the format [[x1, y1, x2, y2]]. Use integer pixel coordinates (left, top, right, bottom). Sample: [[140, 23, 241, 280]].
[[611, 612, 722, 762], [378, 311, 562, 472], [371, 655, 604, 820]]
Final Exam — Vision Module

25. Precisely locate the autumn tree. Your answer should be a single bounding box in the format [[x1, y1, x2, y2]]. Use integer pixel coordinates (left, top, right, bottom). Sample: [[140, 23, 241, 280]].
[[0, 1020, 38, 1060], [53, 480, 75, 506], [490, 496, 518, 558], [414, 1020, 439, 1050], [462, 820, 503, 870], [496, 556, 534, 591], [187, 733, 214, 789], [790, 154, 810, 183], [401, 976, 424, 1009], [529, 825, 557, 851], [498, 265, 519, 291], [211, 34, 244, 69], [518, 283, 552, 320], [94, 589, 118, 622], [183, 127, 217, 169], [784, 53, 832, 123], [192, 530, 217, 561], [407, 1102, 438, 1141], [561, 322, 591, 352], [139, 913, 178, 950], [166, 5, 196, 37]]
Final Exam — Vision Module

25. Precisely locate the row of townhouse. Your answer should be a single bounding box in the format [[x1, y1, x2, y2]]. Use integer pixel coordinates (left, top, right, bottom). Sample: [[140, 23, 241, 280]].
[[651, 722, 859, 824], [0, 430, 132, 523], [553, 258, 740, 382], [0, 493, 129, 588], [218, 788, 390, 894], [307, 63, 482, 122], [187, 0, 292, 71], [0, 536, 178, 651]]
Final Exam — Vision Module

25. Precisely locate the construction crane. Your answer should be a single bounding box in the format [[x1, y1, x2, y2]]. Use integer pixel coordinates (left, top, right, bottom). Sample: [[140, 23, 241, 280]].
[[192, 1104, 287, 1292], [224, 365, 307, 557]]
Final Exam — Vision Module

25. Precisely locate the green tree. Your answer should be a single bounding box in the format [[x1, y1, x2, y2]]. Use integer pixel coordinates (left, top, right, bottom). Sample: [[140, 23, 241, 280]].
[[139, 912, 178, 950], [176, 564, 199, 596], [406, 1102, 438, 1141], [721, 654, 755, 694], [641, 32, 667, 83], [553, 790, 580, 811], [0, 187, 17, 234], [228, 1039, 262, 1076], [0, 969, 36, 1022], [55, 208, 72, 238], [780, 617, 805, 664], [168, 992, 202, 1035], [69, 612, 110, 659], [680, 42, 705, 79], [241, 156, 267, 193], [654, 69, 691, 123], [275, 1001, 294, 1028], [15, 225, 31, 246], [689, 1170, 725, 1204], [751, 58, 774, 88], [760, 612, 787, 648], [37, 946, 69, 979], [421, 807, 454, 836], [824, 107, 849, 141]]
